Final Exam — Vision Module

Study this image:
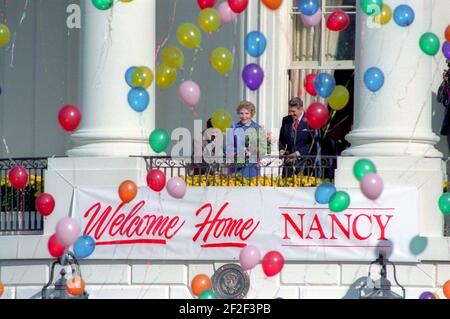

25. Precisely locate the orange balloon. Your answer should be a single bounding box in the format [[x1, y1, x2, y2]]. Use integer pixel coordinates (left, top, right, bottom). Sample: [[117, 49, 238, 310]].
[[0, 281, 4, 297], [443, 280, 450, 299], [66, 275, 85, 296], [191, 274, 212, 296], [446, 25, 450, 43], [118, 180, 137, 203], [262, 0, 283, 10]]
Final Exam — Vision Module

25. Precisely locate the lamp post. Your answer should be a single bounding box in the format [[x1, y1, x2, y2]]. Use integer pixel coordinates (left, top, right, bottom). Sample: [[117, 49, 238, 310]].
[[359, 252, 405, 299], [41, 251, 89, 299]]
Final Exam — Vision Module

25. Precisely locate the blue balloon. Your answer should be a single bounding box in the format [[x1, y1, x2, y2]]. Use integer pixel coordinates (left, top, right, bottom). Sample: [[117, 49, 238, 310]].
[[73, 235, 96, 259], [297, 0, 320, 16], [245, 31, 267, 58], [125, 66, 137, 87], [313, 73, 336, 98], [364, 67, 384, 92], [315, 182, 337, 204], [128, 88, 149, 112], [393, 5, 415, 27]]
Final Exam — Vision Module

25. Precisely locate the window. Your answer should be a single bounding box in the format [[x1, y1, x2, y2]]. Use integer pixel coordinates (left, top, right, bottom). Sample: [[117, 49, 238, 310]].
[[288, 0, 356, 156]]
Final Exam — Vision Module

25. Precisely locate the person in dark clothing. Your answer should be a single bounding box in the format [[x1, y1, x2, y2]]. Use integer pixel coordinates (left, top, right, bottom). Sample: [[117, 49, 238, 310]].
[[278, 97, 316, 177], [438, 62, 450, 152]]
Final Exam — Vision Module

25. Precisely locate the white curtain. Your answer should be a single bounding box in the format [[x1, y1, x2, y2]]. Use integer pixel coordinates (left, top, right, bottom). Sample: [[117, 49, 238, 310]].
[[290, 0, 344, 106]]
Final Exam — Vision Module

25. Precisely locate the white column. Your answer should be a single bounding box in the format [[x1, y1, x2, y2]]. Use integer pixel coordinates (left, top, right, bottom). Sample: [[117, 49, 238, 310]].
[[257, 0, 290, 151], [67, 1, 155, 157], [343, 0, 440, 157], [336, 0, 445, 238]]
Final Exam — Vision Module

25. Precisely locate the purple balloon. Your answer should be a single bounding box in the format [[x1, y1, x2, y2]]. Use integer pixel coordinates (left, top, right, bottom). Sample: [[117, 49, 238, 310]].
[[239, 245, 261, 270], [242, 63, 264, 91], [360, 173, 384, 200], [178, 80, 201, 108], [442, 42, 450, 60], [55, 217, 81, 247], [301, 8, 322, 28], [166, 177, 187, 199], [419, 291, 435, 299]]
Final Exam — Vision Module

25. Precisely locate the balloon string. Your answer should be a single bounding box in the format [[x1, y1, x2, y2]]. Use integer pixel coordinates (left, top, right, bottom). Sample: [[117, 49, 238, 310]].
[[189, 47, 200, 79], [202, 51, 213, 118], [155, 0, 179, 66]]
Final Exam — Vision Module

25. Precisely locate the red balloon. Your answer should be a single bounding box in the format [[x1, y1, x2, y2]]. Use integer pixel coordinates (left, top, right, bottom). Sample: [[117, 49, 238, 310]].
[[36, 193, 55, 217], [48, 233, 66, 258], [58, 104, 81, 132], [446, 25, 450, 43], [326, 10, 350, 32], [197, 0, 217, 10], [262, 251, 284, 276], [146, 169, 166, 192], [304, 74, 317, 96], [8, 165, 29, 190], [227, 0, 248, 13], [306, 102, 329, 129]]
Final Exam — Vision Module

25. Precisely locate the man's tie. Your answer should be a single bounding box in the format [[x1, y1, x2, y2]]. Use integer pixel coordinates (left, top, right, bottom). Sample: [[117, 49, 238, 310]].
[[293, 120, 299, 131]]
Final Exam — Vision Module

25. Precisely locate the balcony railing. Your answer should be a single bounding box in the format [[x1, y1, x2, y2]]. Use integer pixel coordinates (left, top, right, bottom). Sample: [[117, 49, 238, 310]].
[[142, 155, 337, 187], [0, 157, 47, 235]]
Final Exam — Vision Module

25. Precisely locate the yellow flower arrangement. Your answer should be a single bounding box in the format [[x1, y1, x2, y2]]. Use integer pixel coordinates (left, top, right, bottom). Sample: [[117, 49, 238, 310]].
[[1, 175, 43, 212], [181, 174, 331, 187], [0, 175, 42, 196]]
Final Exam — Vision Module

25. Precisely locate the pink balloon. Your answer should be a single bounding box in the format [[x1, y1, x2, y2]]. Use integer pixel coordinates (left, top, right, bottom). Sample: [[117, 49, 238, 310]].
[[55, 217, 80, 247], [301, 8, 322, 28], [178, 80, 201, 108], [360, 173, 384, 200], [218, 2, 238, 25], [166, 177, 187, 199], [239, 245, 261, 270]]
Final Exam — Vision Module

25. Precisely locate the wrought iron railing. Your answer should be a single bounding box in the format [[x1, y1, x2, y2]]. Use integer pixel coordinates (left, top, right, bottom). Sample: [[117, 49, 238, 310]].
[[0, 157, 47, 235], [143, 155, 337, 187]]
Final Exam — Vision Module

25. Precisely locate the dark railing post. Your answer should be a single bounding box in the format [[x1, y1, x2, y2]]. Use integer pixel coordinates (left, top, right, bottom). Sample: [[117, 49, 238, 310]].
[[0, 157, 47, 234]]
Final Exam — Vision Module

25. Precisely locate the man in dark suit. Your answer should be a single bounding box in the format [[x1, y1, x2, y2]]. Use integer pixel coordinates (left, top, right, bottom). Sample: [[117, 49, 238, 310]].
[[279, 97, 315, 177]]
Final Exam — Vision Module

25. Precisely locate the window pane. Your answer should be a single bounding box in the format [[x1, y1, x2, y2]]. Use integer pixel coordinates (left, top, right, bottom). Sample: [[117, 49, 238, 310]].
[[324, 1, 356, 61], [291, 0, 356, 63], [291, 10, 321, 62]]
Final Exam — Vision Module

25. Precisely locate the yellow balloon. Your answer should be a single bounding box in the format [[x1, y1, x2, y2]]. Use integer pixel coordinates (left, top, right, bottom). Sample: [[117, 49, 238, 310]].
[[211, 48, 233, 74], [198, 8, 221, 33], [177, 23, 202, 49], [162, 46, 185, 69], [0, 24, 11, 48], [328, 85, 350, 111], [211, 109, 232, 133], [119, 0, 133, 2], [373, 4, 392, 25], [131, 66, 154, 89], [156, 64, 177, 89]]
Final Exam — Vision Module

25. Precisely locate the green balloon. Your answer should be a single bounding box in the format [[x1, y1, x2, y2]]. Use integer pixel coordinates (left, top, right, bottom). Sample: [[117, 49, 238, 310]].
[[419, 32, 440, 56], [92, 0, 113, 10], [360, 0, 382, 16], [198, 290, 217, 299], [409, 235, 427, 255], [149, 129, 170, 153], [329, 191, 350, 213], [438, 193, 450, 215], [353, 159, 377, 181]]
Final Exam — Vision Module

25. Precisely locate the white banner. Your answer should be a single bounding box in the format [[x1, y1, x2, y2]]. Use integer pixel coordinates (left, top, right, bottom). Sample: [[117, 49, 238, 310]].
[[72, 187, 420, 261]]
